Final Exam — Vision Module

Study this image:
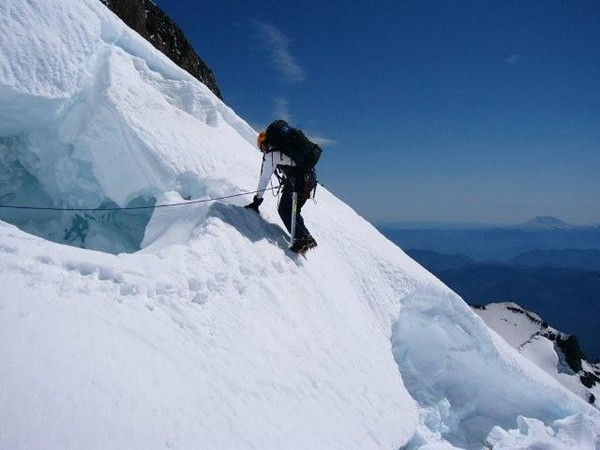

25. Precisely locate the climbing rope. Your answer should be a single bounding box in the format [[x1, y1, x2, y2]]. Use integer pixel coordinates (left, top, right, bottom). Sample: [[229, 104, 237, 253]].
[[0, 186, 279, 212]]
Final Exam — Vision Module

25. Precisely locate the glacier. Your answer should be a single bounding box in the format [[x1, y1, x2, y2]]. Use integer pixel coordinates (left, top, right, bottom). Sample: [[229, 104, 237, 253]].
[[1, 1, 599, 449]]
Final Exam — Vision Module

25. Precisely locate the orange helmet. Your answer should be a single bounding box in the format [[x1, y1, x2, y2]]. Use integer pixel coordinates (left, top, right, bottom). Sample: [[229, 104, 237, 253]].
[[256, 131, 267, 151]]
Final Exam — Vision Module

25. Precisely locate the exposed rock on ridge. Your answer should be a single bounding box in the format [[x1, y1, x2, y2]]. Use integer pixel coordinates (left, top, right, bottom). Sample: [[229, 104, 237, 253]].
[[100, 0, 222, 99], [474, 302, 600, 406]]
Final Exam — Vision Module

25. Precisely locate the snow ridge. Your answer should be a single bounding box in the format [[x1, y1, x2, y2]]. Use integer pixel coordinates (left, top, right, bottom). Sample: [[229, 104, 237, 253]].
[[475, 302, 600, 410]]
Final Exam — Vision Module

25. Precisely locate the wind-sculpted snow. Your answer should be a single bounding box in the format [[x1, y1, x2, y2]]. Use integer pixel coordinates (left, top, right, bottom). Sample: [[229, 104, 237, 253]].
[[392, 290, 598, 448], [0, 0, 255, 253], [1, 1, 600, 449]]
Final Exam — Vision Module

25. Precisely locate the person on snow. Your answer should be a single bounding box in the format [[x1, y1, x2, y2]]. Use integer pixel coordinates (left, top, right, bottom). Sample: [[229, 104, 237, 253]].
[[245, 120, 318, 255]]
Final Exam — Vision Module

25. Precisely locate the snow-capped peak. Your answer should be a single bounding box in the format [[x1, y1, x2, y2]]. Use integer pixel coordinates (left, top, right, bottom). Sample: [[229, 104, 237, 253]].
[[519, 216, 574, 230]]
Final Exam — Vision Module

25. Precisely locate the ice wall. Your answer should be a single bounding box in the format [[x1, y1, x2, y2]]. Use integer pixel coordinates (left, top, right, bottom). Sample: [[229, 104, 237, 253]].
[[0, 0, 256, 253]]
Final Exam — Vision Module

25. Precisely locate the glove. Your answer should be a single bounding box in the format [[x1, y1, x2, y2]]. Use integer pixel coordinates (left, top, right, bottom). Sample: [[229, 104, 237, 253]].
[[244, 195, 263, 213]]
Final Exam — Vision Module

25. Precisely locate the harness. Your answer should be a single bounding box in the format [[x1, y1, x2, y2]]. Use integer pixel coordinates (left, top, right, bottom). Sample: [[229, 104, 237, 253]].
[[265, 148, 318, 200]]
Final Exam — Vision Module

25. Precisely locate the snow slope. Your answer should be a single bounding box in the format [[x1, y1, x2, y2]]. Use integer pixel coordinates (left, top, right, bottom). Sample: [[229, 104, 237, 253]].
[[474, 302, 600, 409], [1, 1, 600, 449]]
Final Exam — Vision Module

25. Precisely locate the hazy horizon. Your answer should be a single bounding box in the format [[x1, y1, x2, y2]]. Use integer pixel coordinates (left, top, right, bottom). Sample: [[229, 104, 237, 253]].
[[377, 215, 600, 229]]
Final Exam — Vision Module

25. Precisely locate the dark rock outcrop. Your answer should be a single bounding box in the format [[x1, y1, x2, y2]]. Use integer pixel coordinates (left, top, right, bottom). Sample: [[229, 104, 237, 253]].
[[100, 0, 222, 99]]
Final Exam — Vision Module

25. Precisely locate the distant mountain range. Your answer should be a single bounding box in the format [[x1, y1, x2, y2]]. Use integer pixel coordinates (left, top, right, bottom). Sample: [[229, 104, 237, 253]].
[[510, 249, 600, 272], [379, 216, 600, 261], [408, 248, 600, 273], [379, 216, 600, 231], [378, 217, 600, 362]]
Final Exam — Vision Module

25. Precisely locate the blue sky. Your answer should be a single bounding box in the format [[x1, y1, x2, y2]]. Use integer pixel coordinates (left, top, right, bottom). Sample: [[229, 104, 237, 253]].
[[156, 0, 600, 225]]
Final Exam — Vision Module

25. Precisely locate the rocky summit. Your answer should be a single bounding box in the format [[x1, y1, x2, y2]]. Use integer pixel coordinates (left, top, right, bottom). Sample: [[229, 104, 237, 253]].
[[100, 0, 222, 99]]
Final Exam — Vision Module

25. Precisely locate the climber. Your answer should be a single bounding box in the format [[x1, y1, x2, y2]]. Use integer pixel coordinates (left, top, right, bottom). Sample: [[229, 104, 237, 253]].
[[245, 120, 321, 255]]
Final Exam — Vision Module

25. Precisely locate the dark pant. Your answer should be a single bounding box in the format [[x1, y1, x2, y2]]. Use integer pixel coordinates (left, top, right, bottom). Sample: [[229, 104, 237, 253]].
[[278, 177, 310, 240]]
